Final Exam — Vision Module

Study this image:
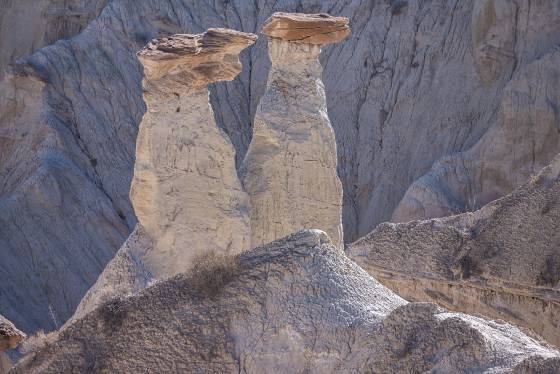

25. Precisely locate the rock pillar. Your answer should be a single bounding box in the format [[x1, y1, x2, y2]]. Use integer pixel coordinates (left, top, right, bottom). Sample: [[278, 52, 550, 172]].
[[131, 29, 256, 276], [242, 13, 349, 248]]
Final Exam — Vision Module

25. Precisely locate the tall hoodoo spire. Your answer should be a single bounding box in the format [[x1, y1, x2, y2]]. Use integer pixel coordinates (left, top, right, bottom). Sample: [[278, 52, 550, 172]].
[[131, 29, 256, 277], [242, 13, 349, 249]]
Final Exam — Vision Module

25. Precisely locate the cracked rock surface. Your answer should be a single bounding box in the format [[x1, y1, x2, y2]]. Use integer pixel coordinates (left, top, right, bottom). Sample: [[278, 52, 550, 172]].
[[12, 230, 560, 373], [349, 154, 560, 347], [241, 13, 346, 249], [0, 315, 24, 374], [67, 30, 255, 324], [3, 0, 560, 333]]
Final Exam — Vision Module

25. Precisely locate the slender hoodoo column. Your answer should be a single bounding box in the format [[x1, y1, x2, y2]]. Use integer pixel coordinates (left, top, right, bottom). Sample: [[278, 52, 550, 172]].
[[242, 13, 349, 249], [131, 29, 256, 277]]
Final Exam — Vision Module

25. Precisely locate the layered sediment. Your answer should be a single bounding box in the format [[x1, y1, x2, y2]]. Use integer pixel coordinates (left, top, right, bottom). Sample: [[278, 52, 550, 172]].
[[68, 29, 256, 322], [0, 315, 25, 374], [349, 154, 560, 346], [132, 29, 255, 277], [13, 230, 560, 373], [241, 13, 347, 249]]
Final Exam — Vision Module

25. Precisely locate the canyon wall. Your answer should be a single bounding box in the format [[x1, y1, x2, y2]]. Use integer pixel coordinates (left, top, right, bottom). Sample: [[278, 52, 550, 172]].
[[349, 154, 560, 346], [68, 29, 255, 323], [0, 0, 107, 80], [2, 0, 560, 332]]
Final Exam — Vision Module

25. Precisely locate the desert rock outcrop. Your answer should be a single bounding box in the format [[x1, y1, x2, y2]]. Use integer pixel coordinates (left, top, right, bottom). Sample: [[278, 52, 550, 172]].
[[0, 315, 25, 374], [393, 46, 560, 222], [67, 29, 255, 323], [349, 154, 560, 346], [3, 0, 560, 333], [241, 13, 346, 249], [13, 230, 560, 373], [131, 29, 254, 277]]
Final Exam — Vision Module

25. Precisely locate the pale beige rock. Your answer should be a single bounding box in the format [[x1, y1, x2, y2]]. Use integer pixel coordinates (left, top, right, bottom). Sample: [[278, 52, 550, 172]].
[[349, 154, 560, 347], [262, 12, 350, 45], [241, 13, 346, 249], [67, 30, 255, 323], [12, 231, 560, 373], [0, 315, 25, 374]]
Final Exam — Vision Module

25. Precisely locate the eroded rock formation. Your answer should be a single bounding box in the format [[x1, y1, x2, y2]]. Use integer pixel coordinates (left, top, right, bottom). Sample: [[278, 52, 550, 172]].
[[13, 230, 560, 373], [0, 315, 25, 374], [0, 0, 108, 80], [349, 154, 560, 346], [67, 29, 255, 323], [3, 0, 560, 334], [393, 45, 560, 222], [0, 63, 130, 333], [131, 29, 254, 277], [241, 13, 347, 248]]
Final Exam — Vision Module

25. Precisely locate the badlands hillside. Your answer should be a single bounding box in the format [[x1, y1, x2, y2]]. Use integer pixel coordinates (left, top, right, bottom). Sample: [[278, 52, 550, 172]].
[[0, 0, 559, 373]]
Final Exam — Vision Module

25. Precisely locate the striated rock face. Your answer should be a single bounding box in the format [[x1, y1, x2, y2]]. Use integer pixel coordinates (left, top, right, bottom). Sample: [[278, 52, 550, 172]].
[[0, 0, 108, 80], [13, 230, 560, 373], [241, 13, 346, 249], [131, 29, 254, 277], [67, 30, 255, 323], [0, 64, 130, 333], [67, 226, 154, 324], [349, 154, 560, 346], [261, 12, 350, 44], [3, 0, 560, 333], [0, 315, 25, 374]]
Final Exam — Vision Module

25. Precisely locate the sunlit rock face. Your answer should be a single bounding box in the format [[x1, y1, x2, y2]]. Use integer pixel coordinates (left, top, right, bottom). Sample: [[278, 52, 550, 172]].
[[0, 315, 25, 374], [13, 230, 560, 374], [242, 13, 347, 249], [132, 29, 255, 277], [349, 154, 560, 347], [3, 0, 560, 335], [67, 29, 256, 323], [392, 1, 560, 223]]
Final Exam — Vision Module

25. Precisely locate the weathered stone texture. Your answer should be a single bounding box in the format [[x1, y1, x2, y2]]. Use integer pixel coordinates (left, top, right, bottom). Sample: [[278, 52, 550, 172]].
[[131, 29, 254, 277], [2, 0, 560, 333], [66, 30, 255, 323], [242, 13, 346, 248], [0, 315, 25, 374], [349, 154, 560, 346], [13, 231, 560, 373]]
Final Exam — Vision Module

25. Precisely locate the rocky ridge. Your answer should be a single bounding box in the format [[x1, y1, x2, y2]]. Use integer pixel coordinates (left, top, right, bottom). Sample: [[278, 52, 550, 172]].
[[349, 153, 560, 346], [13, 230, 560, 373], [0, 315, 24, 374], [241, 13, 346, 248]]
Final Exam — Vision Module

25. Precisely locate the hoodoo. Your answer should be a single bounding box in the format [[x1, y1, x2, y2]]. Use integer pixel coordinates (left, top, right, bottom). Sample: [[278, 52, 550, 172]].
[[242, 13, 348, 249], [68, 29, 256, 322], [131, 28, 255, 277]]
